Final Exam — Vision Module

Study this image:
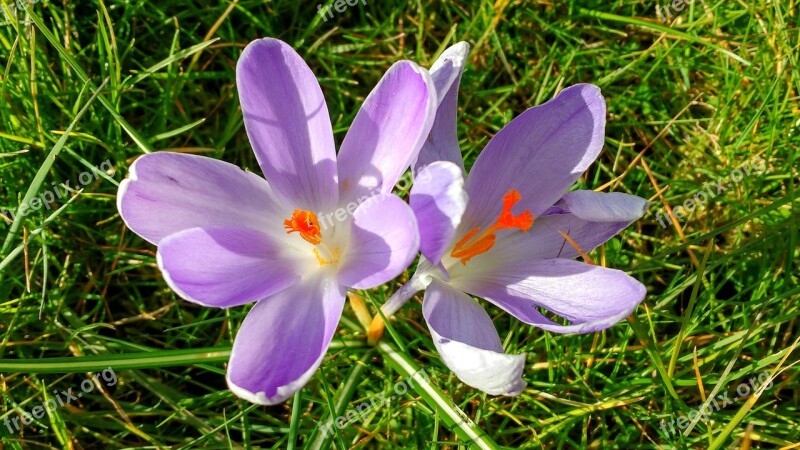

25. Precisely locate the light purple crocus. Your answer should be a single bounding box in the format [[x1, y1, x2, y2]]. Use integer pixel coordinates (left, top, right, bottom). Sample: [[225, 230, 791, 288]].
[[372, 43, 648, 396], [116, 38, 437, 404]]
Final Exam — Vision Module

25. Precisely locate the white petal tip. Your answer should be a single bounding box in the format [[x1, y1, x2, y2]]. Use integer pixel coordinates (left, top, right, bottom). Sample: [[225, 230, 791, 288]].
[[226, 376, 281, 405]]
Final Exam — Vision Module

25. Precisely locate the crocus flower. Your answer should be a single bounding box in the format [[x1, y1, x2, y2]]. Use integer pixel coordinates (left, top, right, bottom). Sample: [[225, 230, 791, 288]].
[[370, 43, 648, 396], [117, 38, 437, 404]]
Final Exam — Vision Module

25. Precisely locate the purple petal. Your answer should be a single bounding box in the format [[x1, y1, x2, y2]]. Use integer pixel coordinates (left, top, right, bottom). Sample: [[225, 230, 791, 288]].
[[452, 258, 646, 334], [486, 190, 647, 261], [337, 61, 436, 204], [561, 190, 648, 222], [237, 38, 338, 212], [413, 42, 470, 174], [227, 276, 346, 405], [338, 194, 419, 289], [410, 161, 467, 265], [460, 84, 607, 233], [486, 215, 633, 262], [423, 279, 526, 395], [117, 152, 283, 245], [157, 227, 300, 308]]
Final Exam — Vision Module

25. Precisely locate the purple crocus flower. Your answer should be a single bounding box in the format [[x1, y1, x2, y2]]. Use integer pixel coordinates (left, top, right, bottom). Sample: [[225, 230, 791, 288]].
[[371, 43, 648, 395], [116, 38, 437, 404]]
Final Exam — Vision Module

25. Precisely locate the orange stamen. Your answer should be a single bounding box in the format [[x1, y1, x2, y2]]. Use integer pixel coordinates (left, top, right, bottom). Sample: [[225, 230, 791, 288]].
[[284, 209, 322, 245], [450, 189, 534, 265], [452, 227, 480, 252]]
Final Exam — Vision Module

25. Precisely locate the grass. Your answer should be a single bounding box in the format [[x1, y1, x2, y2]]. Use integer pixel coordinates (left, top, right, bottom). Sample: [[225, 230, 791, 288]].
[[0, 0, 798, 448]]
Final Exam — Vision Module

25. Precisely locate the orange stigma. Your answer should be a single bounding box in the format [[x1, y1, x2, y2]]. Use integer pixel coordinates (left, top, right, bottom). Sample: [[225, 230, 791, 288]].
[[284, 210, 322, 245], [450, 189, 534, 265]]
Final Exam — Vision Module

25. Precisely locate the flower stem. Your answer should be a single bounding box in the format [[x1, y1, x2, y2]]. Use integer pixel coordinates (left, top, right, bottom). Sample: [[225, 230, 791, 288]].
[[366, 262, 436, 345]]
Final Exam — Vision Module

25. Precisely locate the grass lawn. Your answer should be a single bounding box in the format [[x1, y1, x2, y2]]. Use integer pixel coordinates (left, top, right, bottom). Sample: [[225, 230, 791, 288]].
[[0, 0, 798, 448]]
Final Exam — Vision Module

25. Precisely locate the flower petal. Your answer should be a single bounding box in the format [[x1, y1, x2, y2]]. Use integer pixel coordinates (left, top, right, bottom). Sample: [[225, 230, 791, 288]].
[[453, 258, 646, 334], [337, 61, 437, 204], [410, 161, 467, 265], [423, 279, 526, 395], [157, 227, 300, 308], [117, 152, 283, 245], [413, 42, 470, 174], [338, 194, 419, 289], [484, 190, 647, 261], [461, 84, 607, 233], [237, 38, 338, 212], [227, 276, 346, 405], [560, 190, 648, 222]]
